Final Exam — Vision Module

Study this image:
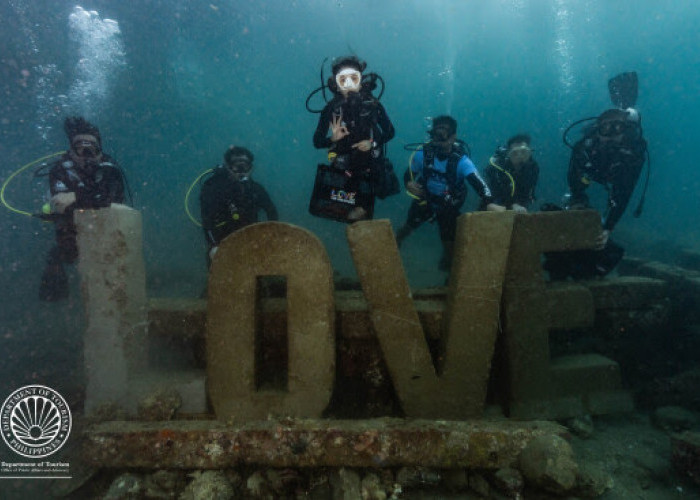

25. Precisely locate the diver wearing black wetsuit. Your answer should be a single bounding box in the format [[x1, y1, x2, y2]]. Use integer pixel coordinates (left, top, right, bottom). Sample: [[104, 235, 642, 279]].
[[568, 108, 646, 234], [545, 108, 647, 281], [483, 134, 539, 212], [199, 146, 278, 264], [312, 56, 395, 221], [40, 116, 125, 301], [312, 92, 395, 153]]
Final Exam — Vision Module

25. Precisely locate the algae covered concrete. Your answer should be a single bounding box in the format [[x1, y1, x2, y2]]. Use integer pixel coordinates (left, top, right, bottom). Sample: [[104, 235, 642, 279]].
[[82, 418, 566, 470], [346, 214, 513, 419], [500, 211, 632, 418], [207, 222, 335, 422], [75, 204, 148, 414]]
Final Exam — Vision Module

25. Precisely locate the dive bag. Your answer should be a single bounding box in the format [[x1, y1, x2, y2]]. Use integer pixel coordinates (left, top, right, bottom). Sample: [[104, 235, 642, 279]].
[[372, 157, 400, 199], [308, 163, 374, 222]]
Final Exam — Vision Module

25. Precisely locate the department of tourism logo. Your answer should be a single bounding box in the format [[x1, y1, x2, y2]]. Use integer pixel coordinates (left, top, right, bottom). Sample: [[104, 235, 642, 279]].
[[1, 385, 71, 459]]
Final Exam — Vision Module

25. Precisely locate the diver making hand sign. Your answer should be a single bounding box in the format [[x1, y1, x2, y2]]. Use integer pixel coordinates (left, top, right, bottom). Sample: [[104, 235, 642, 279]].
[[330, 112, 373, 152], [330, 112, 349, 143], [309, 55, 396, 222]]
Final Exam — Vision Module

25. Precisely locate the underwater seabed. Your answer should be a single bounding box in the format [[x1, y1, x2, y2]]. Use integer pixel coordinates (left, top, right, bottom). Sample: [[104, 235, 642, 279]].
[[2, 206, 700, 499]]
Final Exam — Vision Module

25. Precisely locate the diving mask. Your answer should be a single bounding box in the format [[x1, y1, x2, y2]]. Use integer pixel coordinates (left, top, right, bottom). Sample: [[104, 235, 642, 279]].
[[507, 144, 532, 161], [227, 155, 252, 174], [335, 68, 362, 93], [429, 128, 453, 160], [72, 139, 101, 159], [597, 120, 628, 137], [428, 126, 452, 143]]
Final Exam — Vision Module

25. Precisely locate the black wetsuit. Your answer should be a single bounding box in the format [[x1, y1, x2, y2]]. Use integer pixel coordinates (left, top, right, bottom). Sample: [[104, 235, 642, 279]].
[[40, 153, 125, 300], [567, 133, 646, 231], [483, 153, 539, 210], [312, 92, 395, 219], [199, 166, 278, 255], [545, 130, 646, 281]]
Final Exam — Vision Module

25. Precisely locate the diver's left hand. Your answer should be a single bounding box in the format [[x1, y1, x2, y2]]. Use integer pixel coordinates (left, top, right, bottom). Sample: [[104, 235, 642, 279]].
[[352, 139, 373, 152], [486, 203, 506, 212], [512, 203, 528, 213], [406, 181, 425, 198], [50, 192, 77, 214], [596, 229, 610, 250]]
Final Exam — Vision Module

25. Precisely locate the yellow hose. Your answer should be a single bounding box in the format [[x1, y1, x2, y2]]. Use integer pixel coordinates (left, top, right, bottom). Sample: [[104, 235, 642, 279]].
[[406, 145, 423, 200], [489, 156, 515, 197], [1, 151, 65, 217], [184, 168, 213, 227]]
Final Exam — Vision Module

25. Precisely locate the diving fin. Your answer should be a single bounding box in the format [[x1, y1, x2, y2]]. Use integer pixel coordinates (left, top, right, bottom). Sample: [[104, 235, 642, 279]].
[[608, 71, 638, 109]]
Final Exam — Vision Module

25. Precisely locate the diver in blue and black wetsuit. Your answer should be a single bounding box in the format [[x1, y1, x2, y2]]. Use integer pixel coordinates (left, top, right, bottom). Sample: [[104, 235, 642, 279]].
[[396, 115, 505, 271]]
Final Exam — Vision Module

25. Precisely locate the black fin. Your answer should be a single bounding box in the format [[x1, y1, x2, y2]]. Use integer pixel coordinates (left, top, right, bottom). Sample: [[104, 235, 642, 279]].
[[608, 71, 638, 109]]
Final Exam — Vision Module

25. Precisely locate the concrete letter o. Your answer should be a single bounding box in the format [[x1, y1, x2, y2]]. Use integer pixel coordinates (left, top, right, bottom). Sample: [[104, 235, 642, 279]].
[[207, 222, 335, 421]]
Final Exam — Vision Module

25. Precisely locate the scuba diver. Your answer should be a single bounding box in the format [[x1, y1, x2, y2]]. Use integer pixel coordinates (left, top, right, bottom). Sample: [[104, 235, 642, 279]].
[[396, 115, 505, 271], [482, 133, 539, 213], [567, 106, 647, 245], [39, 116, 126, 301], [545, 71, 649, 280], [309, 55, 396, 222], [199, 145, 278, 265]]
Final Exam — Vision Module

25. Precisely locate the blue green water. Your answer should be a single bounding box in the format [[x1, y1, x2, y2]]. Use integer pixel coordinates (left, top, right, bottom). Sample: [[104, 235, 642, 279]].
[[1, 1, 700, 495], [0, 5, 695, 328], [2, 0, 699, 296]]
